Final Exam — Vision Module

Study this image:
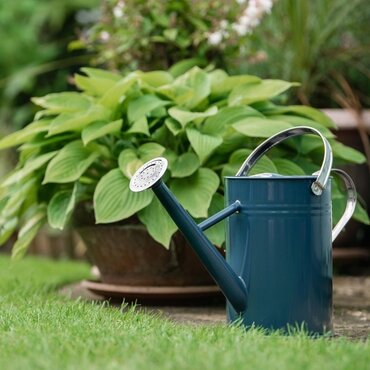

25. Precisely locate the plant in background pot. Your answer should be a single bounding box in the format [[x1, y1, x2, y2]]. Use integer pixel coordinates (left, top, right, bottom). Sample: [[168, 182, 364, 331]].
[[0, 66, 368, 286]]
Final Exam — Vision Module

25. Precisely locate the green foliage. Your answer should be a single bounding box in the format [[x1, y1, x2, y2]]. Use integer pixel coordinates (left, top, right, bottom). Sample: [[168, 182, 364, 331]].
[[242, 0, 370, 107], [0, 66, 367, 254], [79, 0, 266, 72]]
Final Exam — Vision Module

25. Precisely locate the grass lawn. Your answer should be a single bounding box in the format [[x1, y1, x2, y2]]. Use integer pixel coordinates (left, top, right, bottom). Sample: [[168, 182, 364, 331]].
[[0, 255, 369, 370]]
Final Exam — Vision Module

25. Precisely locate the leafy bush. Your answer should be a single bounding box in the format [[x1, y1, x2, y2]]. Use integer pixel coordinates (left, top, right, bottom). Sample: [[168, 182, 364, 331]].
[[240, 0, 370, 107], [0, 66, 367, 258], [79, 0, 274, 72]]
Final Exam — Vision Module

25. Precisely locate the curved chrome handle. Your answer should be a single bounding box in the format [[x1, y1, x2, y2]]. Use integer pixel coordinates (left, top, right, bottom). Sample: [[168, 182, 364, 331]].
[[236, 126, 333, 196], [331, 169, 357, 242]]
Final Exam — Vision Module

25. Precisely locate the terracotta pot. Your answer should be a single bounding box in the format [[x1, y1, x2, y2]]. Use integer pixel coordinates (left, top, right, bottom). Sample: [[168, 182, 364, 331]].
[[74, 205, 215, 286]]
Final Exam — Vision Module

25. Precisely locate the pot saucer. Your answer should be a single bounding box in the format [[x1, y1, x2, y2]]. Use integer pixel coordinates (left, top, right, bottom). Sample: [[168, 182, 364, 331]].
[[81, 280, 223, 305]]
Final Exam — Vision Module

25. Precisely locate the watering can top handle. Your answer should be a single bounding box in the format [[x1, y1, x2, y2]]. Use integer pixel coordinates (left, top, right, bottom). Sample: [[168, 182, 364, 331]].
[[235, 126, 333, 196], [329, 169, 357, 242]]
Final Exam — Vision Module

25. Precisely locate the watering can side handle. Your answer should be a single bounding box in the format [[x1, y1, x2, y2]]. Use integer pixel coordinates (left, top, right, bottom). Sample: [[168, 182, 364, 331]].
[[331, 169, 357, 242], [235, 126, 333, 196]]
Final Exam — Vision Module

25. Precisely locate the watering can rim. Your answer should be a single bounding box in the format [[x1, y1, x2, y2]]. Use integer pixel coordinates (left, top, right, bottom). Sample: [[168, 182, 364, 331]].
[[224, 175, 331, 180]]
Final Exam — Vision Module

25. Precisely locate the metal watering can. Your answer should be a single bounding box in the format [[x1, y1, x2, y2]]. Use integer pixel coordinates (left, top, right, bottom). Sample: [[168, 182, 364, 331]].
[[129, 126, 357, 334]]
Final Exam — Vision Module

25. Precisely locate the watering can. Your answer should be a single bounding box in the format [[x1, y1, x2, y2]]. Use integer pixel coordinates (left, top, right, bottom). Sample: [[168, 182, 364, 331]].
[[129, 126, 357, 334]]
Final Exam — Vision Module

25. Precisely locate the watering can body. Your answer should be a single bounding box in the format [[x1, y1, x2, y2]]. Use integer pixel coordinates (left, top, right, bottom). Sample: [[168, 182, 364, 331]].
[[130, 126, 356, 335], [224, 176, 332, 333]]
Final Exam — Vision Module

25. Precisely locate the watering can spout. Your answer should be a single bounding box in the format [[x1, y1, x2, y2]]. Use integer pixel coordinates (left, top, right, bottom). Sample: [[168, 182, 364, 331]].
[[130, 158, 248, 313]]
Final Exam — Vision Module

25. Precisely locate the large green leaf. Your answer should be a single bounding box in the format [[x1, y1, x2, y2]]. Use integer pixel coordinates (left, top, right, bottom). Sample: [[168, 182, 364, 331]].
[[168, 106, 218, 128], [0, 119, 50, 150], [74, 73, 118, 97], [12, 204, 47, 259], [267, 114, 335, 138], [232, 117, 292, 138], [1, 151, 57, 187], [228, 80, 299, 106], [211, 74, 261, 96], [331, 141, 366, 164], [98, 73, 138, 109], [222, 149, 278, 177], [32, 92, 91, 114], [82, 119, 122, 145], [203, 106, 263, 135], [0, 217, 18, 245], [164, 117, 182, 136], [127, 116, 150, 136], [159, 67, 211, 109], [118, 143, 165, 178], [1, 178, 37, 218], [47, 184, 78, 230], [138, 71, 174, 87], [170, 168, 219, 218], [265, 105, 336, 128], [80, 67, 121, 81], [138, 197, 178, 248], [127, 95, 170, 123], [170, 152, 200, 178], [186, 128, 222, 164], [168, 58, 204, 78], [273, 158, 306, 176], [94, 168, 153, 223], [48, 105, 110, 136], [43, 141, 99, 184]]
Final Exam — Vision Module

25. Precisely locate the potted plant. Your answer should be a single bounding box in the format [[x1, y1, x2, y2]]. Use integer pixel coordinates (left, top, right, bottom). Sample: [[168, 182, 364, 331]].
[[0, 66, 367, 286]]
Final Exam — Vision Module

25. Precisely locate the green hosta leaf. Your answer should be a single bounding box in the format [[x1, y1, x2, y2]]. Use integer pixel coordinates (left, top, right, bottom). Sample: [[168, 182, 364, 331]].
[[94, 168, 153, 223], [0, 217, 18, 245], [127, 95, 170, 123], [353, 202, 370, 225], [170, 168, 219, 218], [186, 128, 222, 164], [138, 143, 165, 161], [273, 158, 306, 176], [0, 119, 50, 150], [74, 74, 118, 96], [331, 141, 366, 164], [12, 204, 47, 259], [1, 178, 37, 218], [165, 118, 182, 136], [267, 115, 335, 138], [211, 75, 261, 96], [48, 105, 110, 136], [203, 193, 226, 247], [82, 119, 122, 145], [43, 141, 99, 184], [266, 105, 336, 128], [169, 58, 204, 78], [118, 143, 165, 178], [47, 184, 78, 230], [1, 151, 57, 187], [127, 116, 150, 136], [32, 92, 91, 114], [168, 106, 218, 128], [80, 67, 121, 81], [222, 149, 278, 177], [99, 73, 138, 109], [138, 71, 174, 87], [228, 80, 299, 106], [171, 153, 200, 178], [232, 117, 292, 138], [203, 106, 263, 135], [138, 197, 178, 248]]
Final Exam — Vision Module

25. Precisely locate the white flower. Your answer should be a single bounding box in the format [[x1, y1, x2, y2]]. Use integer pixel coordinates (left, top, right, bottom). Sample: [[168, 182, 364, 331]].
[[208, 31, 223, 46], [236, 0, 247, 3], [99, 31, 110, 41], [232, 23, 249, 36], [113, 6, 124, 18]]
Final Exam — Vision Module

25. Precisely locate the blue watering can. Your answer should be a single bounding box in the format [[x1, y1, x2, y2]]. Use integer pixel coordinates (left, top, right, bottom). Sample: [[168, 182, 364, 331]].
[[129, 126, 357, 334]]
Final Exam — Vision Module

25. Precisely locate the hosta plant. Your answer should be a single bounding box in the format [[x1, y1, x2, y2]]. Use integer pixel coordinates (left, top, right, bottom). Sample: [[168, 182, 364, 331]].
[[0, 66, 367, 258]]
